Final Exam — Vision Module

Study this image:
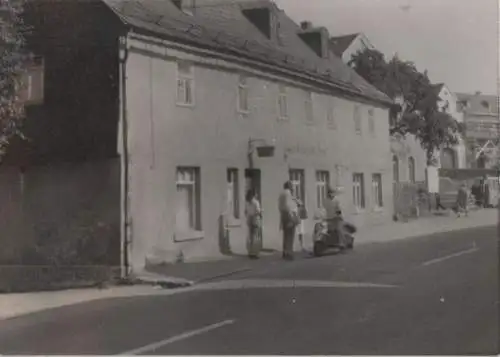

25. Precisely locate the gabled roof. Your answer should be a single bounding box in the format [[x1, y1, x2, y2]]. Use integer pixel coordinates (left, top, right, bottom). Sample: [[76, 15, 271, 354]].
[[431, 83, 445, 96], [102, 0, 392, 106], [455, 92, 499, 115], [329, 33, 359, 57]]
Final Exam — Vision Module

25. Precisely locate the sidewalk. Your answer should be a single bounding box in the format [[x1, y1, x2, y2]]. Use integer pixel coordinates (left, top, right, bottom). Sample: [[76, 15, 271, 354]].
[[0, 209, 495, 321]]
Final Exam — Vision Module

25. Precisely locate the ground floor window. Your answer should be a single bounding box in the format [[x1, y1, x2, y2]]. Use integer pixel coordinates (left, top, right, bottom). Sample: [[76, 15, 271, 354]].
[[227, 168, 240, 219], [289, 169, 305, 203], [176, 167, 201, 231], [353, 173, 365, 210], [316, 170, 330, 209], [372, 173, 383, 208]]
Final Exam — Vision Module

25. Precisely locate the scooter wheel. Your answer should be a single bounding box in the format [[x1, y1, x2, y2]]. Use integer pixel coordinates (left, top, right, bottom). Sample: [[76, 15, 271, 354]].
[[313, 241, 326, 257]]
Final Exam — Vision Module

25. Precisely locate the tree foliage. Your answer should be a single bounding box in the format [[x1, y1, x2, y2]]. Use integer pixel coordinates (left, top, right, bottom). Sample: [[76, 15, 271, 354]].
[[349, 48, 464, 165], [0, 0, 29, 159]]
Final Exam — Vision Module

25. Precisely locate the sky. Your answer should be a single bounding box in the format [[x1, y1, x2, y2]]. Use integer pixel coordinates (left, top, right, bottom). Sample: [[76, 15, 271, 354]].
[[274, 0, 499, 95]]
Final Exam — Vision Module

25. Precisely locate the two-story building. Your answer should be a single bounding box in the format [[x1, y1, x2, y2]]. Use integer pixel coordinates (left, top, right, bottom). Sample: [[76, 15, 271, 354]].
[[110, 0, 395, 270]]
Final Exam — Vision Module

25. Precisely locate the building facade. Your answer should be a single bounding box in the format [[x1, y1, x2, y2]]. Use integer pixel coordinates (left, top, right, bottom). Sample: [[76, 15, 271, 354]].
[[456, 92, 500, 169], [112, 0, 394, 270]]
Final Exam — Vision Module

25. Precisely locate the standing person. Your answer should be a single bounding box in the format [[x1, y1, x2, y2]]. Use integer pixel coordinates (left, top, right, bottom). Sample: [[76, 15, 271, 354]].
[[323, 187, 346, 248], [245, 189, 262, 259], [295, 198, 308, 252], [455, 183, 469, 217], [435, 193, 446, 211], [278, 181, 299, 260]]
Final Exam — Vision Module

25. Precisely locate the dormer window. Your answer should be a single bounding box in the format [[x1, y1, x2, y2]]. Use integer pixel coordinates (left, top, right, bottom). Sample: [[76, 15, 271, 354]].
[[172, 0, 194, 16], [297, 24, 330, 59], [242, 6, 274, 40]]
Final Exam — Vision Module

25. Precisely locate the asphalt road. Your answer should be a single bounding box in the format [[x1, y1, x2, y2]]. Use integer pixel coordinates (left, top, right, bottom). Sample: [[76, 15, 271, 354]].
[[0, 226, 498, 355]]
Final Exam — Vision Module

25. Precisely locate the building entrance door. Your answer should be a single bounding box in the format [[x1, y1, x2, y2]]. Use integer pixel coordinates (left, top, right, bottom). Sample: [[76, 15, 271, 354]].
[[245, 169, 263, 248]]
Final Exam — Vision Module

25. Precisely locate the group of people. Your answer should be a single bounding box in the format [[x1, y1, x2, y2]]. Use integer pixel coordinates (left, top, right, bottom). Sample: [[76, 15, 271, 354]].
[[244, 180, 346, 260]]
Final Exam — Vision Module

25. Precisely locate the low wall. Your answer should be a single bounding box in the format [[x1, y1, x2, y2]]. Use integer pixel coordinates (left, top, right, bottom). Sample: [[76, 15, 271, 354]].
[[0, 159, 121, 292]]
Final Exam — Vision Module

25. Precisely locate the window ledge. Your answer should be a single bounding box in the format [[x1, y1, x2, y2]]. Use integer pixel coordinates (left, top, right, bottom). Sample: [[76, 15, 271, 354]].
[[174, 230, 204, 242], [176, 102, 195, 108], [353, 208, 366, 215], [373, 206, 384, 213], [238, 109, 250, 116], [278, 116, 289, 122]]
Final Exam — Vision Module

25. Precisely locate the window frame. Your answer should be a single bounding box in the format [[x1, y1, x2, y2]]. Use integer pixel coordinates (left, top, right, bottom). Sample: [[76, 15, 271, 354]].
[[237, 75, 249, 114], [175, 167, 202, 238], [327, 100, 336, 129], [176, 61, 195, 107], [372, 173, 383, 209], [289, 169, 306, 204], [315, 170, 330, 209], [352, 173, 366, 211], [368, 108, 375, 135], [408, 156, 416, 183], [278, 84, 288, 120], [305, 91, 314, 125], [354, 105, 362, 135]]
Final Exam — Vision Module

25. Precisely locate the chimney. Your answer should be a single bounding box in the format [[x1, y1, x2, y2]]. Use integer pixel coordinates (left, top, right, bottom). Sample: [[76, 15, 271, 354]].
[[242, 5, 277, 41], [300, 21, 312, 30], [298, 23, 330, 59]]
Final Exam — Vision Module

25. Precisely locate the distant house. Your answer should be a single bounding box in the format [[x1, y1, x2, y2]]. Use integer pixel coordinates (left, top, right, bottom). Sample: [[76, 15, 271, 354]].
[[433, 83, 467, 169], [329, 32, 375, 64], [456, 91, 500, 169]]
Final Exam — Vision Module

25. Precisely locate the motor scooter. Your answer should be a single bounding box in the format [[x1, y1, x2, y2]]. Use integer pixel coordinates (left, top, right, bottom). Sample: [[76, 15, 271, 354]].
[[312, 215, 356, 257]]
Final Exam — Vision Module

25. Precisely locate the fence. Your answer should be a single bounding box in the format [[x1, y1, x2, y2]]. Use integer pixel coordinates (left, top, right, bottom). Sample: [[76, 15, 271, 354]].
[[0, 159, 121, 292]]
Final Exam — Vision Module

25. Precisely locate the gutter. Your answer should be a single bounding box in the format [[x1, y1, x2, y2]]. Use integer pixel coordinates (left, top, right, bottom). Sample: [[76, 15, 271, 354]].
[[118, 34, 131, 278]]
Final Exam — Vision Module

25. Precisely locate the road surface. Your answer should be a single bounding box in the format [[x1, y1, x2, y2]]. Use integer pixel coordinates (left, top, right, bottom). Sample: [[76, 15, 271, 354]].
[[0, 226, 498, 355]]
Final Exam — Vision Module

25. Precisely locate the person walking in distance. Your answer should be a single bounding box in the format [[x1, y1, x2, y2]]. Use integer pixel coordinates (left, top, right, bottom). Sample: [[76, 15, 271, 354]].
[[455, 183, 469, 217], [295, 198, 308, 252], [278, 181, 299, 260], [245, 189, 262, 259]]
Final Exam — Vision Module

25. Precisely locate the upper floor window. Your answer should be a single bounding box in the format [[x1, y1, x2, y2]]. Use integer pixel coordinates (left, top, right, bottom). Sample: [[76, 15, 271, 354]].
[[368, 108, 375, 135], [354, 105, 362, 135], [237, 75, 249, 113], [305, 92, 313, 124], [176, 61, 194, 106], [278, 84, 288, 120], [327, 100, 336, 129]]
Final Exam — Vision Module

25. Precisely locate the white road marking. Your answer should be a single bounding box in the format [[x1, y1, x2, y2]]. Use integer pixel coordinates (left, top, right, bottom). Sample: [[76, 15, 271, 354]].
[[421, 247, 479, 267], [120, 319, 235, 355]]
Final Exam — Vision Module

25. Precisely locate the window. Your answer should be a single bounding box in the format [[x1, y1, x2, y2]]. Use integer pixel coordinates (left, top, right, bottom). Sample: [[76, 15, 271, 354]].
[[352, 173, 365, 210], [393, 155, 399, 183], [372, 173, 383, 208], [226, 169, 240, 219], [327, 101, 336, 129], [305, 92, 313, 124], [175, 167, 201, 232], [289, 169, 305, 203], [176, 61, 194, 105], [354, 105, 362, 134], [316, 171, 330, 209], [237, 75, 249, 113], [19, 55, 44, 105], [278, 84, 288, 119], [408, 156, 416, 183], [368, 108, 375, 135]]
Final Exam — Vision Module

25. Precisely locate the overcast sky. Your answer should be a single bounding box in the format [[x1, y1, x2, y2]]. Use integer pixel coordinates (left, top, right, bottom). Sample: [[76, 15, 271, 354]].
[[274, 0, 499, 95]]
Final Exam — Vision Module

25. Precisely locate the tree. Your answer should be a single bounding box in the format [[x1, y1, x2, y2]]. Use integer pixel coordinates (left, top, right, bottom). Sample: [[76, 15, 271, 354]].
[[349, 48, 464, 165], [0, 0, 29, 159]]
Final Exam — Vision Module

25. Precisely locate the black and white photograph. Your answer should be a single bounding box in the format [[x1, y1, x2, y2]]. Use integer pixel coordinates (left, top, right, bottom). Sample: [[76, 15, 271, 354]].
[[0, 0, 498, 355]]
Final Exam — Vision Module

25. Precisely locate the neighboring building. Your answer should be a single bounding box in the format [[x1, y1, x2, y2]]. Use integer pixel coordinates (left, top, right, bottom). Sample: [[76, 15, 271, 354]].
[[108, 0, 394, 270], [329, 32, 375, 64], [433, 83, 467, 169], [456, 92, 500, 169], [0, 0, 123, 277]]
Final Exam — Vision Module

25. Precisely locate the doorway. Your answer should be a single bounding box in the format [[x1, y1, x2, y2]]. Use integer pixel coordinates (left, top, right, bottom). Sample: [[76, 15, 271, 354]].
[[245, 169, 261, 200]]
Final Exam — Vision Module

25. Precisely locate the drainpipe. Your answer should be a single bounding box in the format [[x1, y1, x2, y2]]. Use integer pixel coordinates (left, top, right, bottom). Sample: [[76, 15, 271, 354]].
[[119, 34, 131, 278]]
